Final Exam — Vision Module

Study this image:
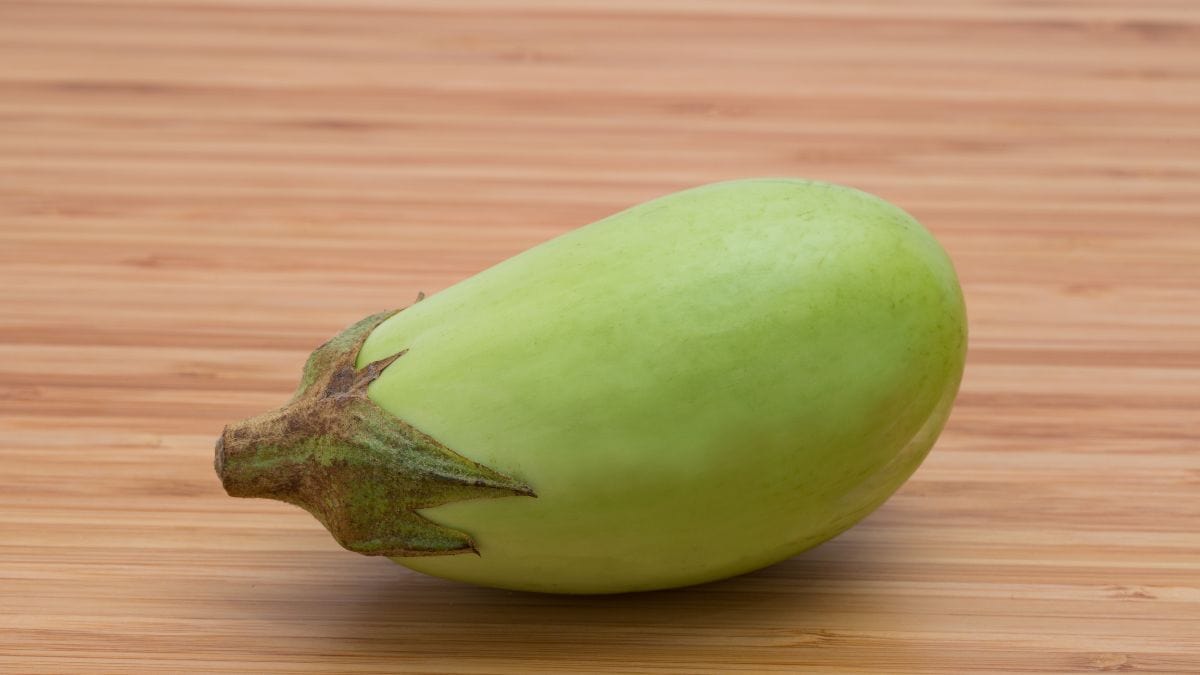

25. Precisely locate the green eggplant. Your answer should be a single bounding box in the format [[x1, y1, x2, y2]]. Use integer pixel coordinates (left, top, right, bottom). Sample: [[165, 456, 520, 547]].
[[217, 178, 967, 594]]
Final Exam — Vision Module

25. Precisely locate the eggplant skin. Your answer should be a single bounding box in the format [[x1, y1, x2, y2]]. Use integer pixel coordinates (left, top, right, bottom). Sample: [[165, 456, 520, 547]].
[[358, 178, 967, 594]]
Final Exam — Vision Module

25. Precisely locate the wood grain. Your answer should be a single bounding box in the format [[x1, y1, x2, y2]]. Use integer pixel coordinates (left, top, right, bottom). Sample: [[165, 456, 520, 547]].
[[2, 1, 1199, 672]]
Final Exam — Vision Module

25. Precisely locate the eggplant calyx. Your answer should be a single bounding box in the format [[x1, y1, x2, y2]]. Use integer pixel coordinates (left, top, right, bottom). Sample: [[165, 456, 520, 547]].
[[215, 309, 535, 557]]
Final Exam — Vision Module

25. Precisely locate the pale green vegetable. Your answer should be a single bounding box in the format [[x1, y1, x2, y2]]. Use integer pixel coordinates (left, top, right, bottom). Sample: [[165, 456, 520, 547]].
[[218, 178, 967, 594]]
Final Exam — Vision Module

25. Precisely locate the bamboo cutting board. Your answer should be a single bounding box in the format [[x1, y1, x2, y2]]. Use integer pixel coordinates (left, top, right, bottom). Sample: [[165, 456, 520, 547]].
[[2, 1, 1199, 672]]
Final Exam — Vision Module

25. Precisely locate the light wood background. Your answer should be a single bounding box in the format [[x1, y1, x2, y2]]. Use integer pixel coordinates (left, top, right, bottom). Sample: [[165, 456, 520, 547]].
[[2, 1, 1199, 673]]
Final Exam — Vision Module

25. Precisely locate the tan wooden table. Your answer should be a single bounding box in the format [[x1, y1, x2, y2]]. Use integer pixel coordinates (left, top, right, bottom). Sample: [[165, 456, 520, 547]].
[[2, 1, 1198, 672]]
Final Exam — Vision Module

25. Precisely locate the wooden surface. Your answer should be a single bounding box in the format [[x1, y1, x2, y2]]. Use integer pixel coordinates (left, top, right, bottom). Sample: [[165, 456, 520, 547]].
[[2, 1, 1199, 672]]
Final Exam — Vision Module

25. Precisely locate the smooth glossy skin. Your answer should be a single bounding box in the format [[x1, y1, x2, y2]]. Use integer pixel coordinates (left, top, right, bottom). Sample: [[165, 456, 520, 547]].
[[357, 179, 967, 594]]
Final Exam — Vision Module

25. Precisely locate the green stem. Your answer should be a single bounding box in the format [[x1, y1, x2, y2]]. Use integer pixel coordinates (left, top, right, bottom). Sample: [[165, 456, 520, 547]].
[[215, 309, 535, 557]]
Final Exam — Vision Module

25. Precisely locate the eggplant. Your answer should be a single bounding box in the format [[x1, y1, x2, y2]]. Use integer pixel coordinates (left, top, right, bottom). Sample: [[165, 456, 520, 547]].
[[217, 179, 967, 594]]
